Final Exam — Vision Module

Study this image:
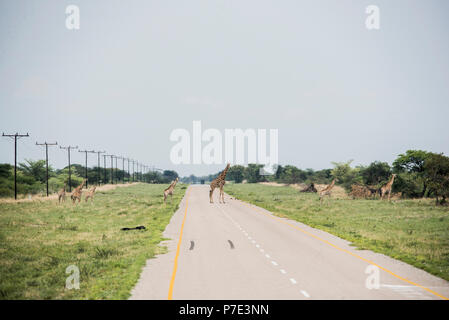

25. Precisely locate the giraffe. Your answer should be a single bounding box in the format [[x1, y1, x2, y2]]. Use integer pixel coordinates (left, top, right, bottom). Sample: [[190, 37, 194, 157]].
[[319, 178, 337, 205], [58, 182, 67, 204], [380, 174, 397, 201], [71, 179, 87, 204], [84, 186, 97, 202], [163, 177, 179, 203], [209, 163, 231, 204]]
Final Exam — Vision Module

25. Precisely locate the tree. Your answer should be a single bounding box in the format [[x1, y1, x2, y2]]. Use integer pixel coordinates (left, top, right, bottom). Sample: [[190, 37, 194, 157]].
[[227, 165, 245, 183], [244, 164, 265, 183], [162, 170, 178, 183], [393, 150, 431, 173], [0, 164, 12, 179], [393, 150, 432, 197], [19, 159, 52, 183], [423, 153, 449, 205], [278, 165, 306, 184], [331, 160, 362, 191], [359, 161, 391, 186]]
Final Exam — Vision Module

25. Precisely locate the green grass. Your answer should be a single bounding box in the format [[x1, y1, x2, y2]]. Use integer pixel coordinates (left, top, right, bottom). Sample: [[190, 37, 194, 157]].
[[225, 183, 449, 281], [0, 183, 186, 299]]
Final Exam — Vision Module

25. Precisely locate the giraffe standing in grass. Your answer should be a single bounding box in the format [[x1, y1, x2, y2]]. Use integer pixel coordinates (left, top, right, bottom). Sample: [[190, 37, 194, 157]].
[[209, 163, 231, 204], [164, 177, 179, 203], [85, 186, 97, 202], [71, 179, 87, 204], [319, 178, 337, 205], [58, 182, 67, 204], [380, 174, 397, 201]]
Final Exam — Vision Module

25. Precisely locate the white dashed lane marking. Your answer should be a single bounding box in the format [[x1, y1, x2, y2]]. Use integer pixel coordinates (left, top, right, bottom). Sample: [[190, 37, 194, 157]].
[[215, 202, 311, 299], [301, 290, 310, 298]]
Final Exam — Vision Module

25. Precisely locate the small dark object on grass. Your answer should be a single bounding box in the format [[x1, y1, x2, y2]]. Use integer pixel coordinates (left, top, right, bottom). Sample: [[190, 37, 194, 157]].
[[121, 226, 146, 231]]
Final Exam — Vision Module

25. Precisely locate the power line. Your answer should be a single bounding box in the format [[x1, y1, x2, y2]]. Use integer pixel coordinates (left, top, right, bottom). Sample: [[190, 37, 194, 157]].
[[2, 132, 30, 199], [79, 149, 95, 188], [36, 141, 58, 197], [59, 145, 78, 192]]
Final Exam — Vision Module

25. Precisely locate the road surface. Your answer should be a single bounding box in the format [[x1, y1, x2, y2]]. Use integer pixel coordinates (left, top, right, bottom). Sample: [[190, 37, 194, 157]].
[[130, 185, 449, 300]]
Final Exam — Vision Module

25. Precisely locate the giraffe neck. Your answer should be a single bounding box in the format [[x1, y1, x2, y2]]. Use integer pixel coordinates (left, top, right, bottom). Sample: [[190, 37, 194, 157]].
[[388, 175, 395, 187], [77, 181, 86, 191], [219, 165, 230, 180]]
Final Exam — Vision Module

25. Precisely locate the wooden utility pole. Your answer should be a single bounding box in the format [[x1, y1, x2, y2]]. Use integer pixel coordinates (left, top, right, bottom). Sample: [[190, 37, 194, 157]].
[[94, 150, 106, 185], [60, 145, 78, 192], [79, 149, 95, 188], [2, 132, 30, 199], [36, 141, 58, 196]]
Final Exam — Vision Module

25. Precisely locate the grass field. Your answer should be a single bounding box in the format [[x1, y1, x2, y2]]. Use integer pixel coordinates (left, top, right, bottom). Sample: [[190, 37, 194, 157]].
[[225, 183, 449, 281], [0, 183, 186, 299]]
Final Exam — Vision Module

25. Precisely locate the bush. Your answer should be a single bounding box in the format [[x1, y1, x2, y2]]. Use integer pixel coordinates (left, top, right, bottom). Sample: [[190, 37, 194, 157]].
[[331, 160, 362, 192]]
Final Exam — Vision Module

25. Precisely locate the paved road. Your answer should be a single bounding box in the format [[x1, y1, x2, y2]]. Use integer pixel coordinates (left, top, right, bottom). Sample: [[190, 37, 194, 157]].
[[130, 185, 449, 300]]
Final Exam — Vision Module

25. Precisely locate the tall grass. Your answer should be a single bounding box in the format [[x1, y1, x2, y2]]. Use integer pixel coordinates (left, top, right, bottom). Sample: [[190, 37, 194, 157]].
[[0, 183, 186, 299]]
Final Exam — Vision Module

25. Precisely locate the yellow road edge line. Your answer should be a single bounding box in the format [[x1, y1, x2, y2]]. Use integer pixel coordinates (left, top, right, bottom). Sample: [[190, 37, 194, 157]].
[[238, 199, 448, 300], [167, 187, 190, 300]]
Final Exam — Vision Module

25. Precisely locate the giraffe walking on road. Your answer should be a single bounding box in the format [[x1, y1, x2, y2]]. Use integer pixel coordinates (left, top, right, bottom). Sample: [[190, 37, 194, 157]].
[[209, 164, 231, 204]]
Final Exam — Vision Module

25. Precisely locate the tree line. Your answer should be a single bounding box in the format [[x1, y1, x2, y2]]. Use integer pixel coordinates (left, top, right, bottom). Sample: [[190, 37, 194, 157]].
[[0, 160, 179, 197], [181, 150, 449, 204]]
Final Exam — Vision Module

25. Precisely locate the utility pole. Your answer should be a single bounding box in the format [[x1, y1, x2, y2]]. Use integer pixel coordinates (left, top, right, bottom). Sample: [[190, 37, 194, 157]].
[[94, 151, 106, 185], [132, 159, 135, 182], [102, 154, 108, 184], [60, 145, 78, 192], [79, 149, 95, 188], [2, 132, 30, 200], [114, 156, 118, 184], [120, 156, 125, 184], [105, 155, 114, 184], [126, 158, 130, 183], [36, 141, 58, 197]]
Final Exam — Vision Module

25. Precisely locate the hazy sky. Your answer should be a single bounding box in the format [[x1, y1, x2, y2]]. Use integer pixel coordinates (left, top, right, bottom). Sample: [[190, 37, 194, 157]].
[[1, 0, 448, 176]]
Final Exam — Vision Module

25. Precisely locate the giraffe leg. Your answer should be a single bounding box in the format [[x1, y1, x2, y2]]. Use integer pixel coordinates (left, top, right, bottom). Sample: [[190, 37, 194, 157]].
[[209, 187, 215, 203], [220, 187, 225, 204]]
